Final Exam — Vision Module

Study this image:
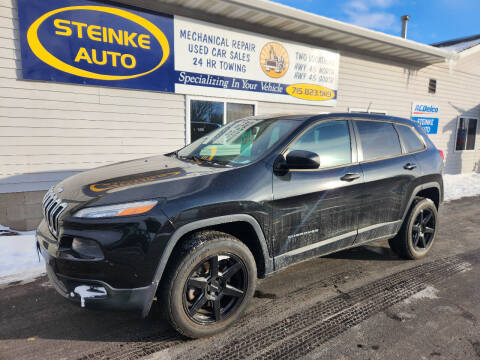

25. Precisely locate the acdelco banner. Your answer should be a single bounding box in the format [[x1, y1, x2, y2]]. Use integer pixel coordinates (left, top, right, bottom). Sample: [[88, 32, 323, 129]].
[[174, 17, 340, 106], [18, 0, 175, 92], [411, 103, 439, 134]]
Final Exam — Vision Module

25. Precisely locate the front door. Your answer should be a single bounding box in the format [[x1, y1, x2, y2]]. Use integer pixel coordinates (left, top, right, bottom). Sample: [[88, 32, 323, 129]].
[[271, 119, 364, 268]]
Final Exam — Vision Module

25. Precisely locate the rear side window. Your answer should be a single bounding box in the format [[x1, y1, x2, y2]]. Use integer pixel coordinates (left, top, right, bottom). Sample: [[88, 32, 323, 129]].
[[288, 120, 351, 168], [395, 125, 425, 153], [355, 121, 402, 161]]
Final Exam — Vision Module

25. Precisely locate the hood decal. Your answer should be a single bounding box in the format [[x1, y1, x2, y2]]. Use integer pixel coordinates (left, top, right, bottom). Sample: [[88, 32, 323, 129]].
[[83, 167, 185, 196]]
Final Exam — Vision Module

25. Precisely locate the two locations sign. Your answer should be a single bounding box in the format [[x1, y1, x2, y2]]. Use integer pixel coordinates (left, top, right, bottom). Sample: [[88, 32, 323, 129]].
[[411, 103, 439, 134], [18, 0, 340, 106]]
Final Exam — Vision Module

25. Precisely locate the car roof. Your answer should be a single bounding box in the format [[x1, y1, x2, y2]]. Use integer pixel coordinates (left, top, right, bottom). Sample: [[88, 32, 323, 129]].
[[250, 113, 417, 127], [284, 113, 417, 127]]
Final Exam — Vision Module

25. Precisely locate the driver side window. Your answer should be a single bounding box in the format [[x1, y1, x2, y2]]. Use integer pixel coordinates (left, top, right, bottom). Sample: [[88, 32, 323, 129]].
[[288, 120, 352, 169]]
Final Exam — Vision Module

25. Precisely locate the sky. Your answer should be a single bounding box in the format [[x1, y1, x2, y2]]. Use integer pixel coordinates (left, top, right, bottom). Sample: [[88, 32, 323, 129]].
[[270, 0, 480, 45]]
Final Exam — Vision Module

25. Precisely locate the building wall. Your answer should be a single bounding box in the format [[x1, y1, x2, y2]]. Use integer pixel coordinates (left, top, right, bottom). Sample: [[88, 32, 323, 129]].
[[1, 0, 479, 229], [0, 190, 44, 230]]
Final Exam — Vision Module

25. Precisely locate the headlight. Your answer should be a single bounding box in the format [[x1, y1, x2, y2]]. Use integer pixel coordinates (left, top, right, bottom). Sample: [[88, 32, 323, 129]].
[[73, 200, 158, 218]]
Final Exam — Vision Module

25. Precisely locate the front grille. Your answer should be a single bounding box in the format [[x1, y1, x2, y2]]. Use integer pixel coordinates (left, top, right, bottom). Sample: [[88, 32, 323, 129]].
[[42, 189, 67, 237]]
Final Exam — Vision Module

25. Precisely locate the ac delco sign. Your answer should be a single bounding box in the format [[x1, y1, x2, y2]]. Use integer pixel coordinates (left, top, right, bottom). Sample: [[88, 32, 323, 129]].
[[18, 0, 175, 92]]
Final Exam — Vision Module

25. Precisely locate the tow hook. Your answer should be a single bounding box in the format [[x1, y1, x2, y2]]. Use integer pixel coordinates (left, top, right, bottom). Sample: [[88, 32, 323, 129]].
[[71, 285, 107, 307]]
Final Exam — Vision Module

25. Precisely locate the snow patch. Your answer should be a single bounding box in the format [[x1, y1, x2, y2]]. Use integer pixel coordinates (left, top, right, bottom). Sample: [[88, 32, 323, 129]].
[[439, 39, 480, 53], [0, 228, 45, 285], [404, 285, 439, 304], [457, 261, 472, 273], [73, 285, 107, 307], [443, 173, 480, 202]]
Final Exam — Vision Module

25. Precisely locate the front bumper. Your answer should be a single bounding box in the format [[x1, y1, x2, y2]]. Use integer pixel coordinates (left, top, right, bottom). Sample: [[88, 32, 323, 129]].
[[37, 225, 156, 316]]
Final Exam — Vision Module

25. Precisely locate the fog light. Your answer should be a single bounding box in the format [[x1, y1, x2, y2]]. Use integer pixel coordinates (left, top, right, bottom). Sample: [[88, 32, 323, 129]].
[[72, 238, 104, 260]]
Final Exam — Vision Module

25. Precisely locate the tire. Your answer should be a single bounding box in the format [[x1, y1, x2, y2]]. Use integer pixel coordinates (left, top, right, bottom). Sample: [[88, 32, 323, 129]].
[[389, 197, 438, 260], [160, 230, 257, 338]]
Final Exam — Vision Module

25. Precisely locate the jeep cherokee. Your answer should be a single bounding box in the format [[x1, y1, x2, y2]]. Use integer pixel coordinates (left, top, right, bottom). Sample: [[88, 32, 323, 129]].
[[37, 113, 443, 338]]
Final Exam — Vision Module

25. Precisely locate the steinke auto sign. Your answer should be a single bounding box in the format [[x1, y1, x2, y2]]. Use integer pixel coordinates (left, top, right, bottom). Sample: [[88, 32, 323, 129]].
[[18, 0, 340, 105], [18, 0, 175, 92]]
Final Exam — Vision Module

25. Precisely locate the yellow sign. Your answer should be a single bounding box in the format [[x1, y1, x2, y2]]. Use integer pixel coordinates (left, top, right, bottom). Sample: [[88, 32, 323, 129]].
[[286, 84, 336, 101], [26, 6, 170, 80], [260, 42, 289, 78]]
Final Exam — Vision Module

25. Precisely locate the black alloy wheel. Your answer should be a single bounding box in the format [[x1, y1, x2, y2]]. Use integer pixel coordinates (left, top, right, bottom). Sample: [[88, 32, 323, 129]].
[[411, 208, 435, 251], [160, 231, 257, 338], [388, 197, 438, 260], [183, 253, 248, 324]]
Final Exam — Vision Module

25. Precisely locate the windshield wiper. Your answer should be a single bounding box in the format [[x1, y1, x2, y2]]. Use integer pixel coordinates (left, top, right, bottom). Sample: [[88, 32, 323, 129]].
[[180, 154, 230, 167]]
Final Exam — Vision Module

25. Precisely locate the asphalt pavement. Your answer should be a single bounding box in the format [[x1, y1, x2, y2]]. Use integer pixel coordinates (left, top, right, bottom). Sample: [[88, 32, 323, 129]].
[[1, 196, 479, 360]]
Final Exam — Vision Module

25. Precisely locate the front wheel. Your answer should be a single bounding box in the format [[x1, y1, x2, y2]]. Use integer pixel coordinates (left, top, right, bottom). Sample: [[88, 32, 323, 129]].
[[389, 197, 438, 260], [160, 231, 257, 338]]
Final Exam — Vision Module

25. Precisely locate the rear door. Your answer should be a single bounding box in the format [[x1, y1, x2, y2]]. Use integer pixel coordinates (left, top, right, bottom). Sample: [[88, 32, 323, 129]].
[[272, 119, 364, 266], [353, 119, 421, 244]]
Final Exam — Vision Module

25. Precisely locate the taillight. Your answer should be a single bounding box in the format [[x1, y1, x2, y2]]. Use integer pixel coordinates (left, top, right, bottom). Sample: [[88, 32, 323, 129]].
[[439, 150, 444, 160]]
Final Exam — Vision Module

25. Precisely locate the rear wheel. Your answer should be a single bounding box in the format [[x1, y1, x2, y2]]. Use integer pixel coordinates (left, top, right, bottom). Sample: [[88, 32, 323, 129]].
[[389, 197, 438, 260], [160, 231, 257, 338]]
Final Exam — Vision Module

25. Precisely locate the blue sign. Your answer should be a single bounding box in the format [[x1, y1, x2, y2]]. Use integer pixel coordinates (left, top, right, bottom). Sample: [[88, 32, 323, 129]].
[[411, 103, 439, 134], [411, 116, 439, 134], [17, 0, 175, 92], [175, 70, 337, 98]]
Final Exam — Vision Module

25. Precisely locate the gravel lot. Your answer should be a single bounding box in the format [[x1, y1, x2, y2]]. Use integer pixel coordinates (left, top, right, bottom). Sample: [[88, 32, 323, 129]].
[[1, 196, 479, 360]]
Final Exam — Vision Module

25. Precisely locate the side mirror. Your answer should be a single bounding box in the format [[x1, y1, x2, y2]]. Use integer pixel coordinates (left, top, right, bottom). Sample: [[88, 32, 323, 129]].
[[286, 150, 320, 170]]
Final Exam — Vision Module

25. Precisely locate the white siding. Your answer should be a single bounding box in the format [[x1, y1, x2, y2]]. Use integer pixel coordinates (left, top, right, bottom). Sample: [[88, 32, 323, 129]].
[[0, 0, 186, 193]]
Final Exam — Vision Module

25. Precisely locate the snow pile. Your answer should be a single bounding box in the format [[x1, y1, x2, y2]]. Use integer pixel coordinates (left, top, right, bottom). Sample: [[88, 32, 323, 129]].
[[0, 226, 44, 286], [443, 172, 480, 202], [404, 285, 439, 304]]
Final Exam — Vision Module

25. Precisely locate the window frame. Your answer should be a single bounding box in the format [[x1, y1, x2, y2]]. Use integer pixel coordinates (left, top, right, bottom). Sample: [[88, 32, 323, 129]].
[[186, 95, 257, 145], [454, 116, 478, 152], [352, 119, 405, 163], [281, 119, 358, 172], [393, 123, 427, 155]]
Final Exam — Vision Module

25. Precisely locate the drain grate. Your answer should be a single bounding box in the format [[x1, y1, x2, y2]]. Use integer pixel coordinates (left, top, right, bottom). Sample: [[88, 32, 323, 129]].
[[199, 254, 472, 360]]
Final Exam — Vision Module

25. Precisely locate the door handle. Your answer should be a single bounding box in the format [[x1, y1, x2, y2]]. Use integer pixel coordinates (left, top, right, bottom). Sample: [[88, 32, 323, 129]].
[[341, 173, 361, 182], [404, 163, 417, 170]]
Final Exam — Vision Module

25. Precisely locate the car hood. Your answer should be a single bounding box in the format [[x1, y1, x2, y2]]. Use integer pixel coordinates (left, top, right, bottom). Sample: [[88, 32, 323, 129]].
[[53, 154, 233, 209]]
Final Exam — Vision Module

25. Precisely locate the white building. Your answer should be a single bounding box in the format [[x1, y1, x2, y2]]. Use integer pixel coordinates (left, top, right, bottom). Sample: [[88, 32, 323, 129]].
[[0, 0, 479, 229]]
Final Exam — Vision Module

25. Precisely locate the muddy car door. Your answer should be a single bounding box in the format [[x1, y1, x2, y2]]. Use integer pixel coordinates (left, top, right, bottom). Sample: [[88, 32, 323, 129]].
[[271, 119, 364, 268]]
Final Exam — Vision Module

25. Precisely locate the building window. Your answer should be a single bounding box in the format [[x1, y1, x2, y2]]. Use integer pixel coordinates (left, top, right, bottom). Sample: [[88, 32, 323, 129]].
[[455, 117, 478, 151], [348, 108, 388, 115], [188, 97, 256, 143], [428, 79, 437, 94]]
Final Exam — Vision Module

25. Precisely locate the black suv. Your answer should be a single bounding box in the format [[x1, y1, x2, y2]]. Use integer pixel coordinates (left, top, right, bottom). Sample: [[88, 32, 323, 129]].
[[37, 113, 443, 338]]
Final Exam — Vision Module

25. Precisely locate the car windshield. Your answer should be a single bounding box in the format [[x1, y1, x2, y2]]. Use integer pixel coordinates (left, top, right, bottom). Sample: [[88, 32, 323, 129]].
[[176, 117, 299, 166]]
